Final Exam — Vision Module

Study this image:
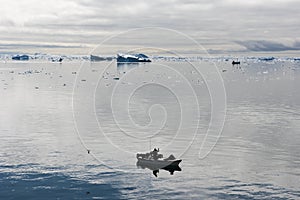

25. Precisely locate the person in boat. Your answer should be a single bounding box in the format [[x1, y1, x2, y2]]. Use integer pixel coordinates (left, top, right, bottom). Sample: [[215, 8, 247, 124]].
[[151, 148, 159, 160]]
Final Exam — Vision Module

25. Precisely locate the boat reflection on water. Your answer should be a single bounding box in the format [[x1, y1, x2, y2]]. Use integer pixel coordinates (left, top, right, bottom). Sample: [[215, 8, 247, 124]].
[[136, 159, 182, 177], [136, 149, 182, 177]]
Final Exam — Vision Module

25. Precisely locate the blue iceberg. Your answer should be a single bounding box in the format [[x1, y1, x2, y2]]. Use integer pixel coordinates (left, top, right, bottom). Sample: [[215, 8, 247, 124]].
[[90, 55, 113, 61], [117, 53, 151, 63], [12, 54, 29, 61]]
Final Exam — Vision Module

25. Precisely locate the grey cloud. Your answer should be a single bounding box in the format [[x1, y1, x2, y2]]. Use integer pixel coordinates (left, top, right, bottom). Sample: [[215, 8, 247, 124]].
[[0, 19, 16, 27], [292, 41, 300, 48], [1, 0, 300, 54], [236, 40, 300, 52], [0, 43, 84, 49]]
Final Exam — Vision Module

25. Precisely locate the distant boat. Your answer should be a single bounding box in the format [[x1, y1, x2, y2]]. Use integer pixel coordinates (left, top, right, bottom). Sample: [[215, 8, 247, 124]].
[[90, 55, 113, 62], [12, 55, 29, 61], [51, 57, 63, 62], [117, 53, 151, 63], [232, 60, 240, 65]]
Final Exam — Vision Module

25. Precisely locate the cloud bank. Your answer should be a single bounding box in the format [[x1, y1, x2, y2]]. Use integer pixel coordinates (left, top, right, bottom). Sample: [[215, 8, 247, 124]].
[[0, 0, 299, 54], [236, 40, 300, 52]]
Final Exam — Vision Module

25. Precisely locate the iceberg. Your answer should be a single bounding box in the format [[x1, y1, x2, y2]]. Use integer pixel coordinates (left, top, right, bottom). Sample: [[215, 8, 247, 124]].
[[117, 53, 151, 63], [12, 54, 29, 61], [90, 55, 113, 62], [258, 57, 275, 61]]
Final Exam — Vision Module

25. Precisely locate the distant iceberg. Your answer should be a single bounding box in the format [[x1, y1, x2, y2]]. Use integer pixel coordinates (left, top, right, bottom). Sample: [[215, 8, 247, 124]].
[[12, 54, 29, 61], [258, 57, 275, 61], [90, 55, 113, 62], [117, 53, 151, 63], [1, 53, 300, 63]]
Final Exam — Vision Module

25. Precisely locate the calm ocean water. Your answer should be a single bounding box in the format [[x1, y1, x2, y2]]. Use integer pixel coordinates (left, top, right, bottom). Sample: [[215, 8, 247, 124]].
[[0, 59, 299, 199]]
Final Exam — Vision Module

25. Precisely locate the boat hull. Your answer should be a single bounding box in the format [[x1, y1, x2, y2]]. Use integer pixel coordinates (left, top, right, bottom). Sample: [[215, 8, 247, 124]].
[[137, 159, 181, 170]]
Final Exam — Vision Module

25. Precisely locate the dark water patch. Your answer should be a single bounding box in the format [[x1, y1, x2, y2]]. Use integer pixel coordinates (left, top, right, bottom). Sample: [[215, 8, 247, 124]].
[[122, 186, 136, 191], [84, 164, 100, 169], [0, 171, 122, 200], [205, 181, 299, 199], [0, 163, 39, 170], [95, 171, 123, 177], [221, 179, 242, 183], [210, 192, 254, 200]]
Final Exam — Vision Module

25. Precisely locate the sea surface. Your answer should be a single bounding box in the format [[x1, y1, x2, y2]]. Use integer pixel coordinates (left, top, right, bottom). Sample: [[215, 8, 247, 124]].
[[0, 59, 299, 199]]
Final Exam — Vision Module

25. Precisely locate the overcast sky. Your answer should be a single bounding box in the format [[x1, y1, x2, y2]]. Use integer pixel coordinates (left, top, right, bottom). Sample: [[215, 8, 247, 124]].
[[0, 0, 299, 55]]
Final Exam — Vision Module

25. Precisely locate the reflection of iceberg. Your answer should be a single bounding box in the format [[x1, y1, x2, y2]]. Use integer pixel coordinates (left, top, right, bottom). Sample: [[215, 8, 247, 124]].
[[117, 62, 139, 69], [117, 53, 151, 63], [116, 62, 139, 75], [12, 55, 29, 61]]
